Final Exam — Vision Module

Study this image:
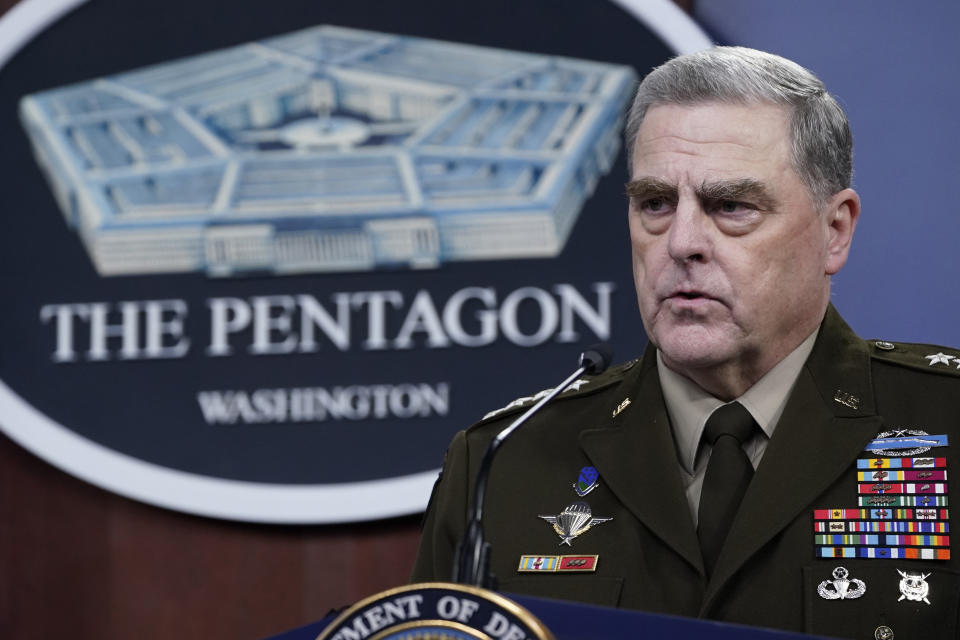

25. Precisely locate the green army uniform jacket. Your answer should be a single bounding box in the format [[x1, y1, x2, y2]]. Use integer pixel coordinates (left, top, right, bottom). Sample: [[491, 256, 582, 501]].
[[412, 306, 960, 639]]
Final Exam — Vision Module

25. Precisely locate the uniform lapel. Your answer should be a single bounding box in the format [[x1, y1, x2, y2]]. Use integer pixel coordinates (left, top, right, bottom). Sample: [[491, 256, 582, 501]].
[[579, 347, 705, 575], [701, 306, 884, 611]]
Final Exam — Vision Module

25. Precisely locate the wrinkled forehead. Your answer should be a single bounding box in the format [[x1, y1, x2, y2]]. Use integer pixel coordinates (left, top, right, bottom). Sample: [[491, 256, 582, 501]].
[[630, 102, 795, 182], [636, 100, 792, 145]]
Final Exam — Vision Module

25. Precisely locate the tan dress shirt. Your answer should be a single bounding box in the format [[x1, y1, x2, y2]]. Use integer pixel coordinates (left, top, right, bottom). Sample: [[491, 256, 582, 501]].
[[658, 330, 818, 526]]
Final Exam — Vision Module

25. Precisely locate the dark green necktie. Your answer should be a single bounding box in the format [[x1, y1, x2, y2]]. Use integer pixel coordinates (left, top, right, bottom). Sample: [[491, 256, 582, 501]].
[[697, 401, 757, 577]]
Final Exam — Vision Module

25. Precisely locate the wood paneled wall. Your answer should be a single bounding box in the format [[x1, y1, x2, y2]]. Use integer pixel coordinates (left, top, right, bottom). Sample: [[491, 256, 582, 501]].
[[0, 433, 423, 639]]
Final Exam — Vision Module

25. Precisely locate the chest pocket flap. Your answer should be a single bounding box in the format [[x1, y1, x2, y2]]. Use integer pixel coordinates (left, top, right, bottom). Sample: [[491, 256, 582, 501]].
[[804, 563, 960, 639]]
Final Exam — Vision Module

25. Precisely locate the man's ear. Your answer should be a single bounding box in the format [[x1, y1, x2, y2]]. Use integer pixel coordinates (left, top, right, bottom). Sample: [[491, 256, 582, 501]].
[[825, 188, 860, 275]]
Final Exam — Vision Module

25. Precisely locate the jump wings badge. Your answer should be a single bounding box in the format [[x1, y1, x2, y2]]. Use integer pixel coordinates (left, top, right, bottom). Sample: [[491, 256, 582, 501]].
[[817, 566, 867, 600], [539, 501, 611, 546]]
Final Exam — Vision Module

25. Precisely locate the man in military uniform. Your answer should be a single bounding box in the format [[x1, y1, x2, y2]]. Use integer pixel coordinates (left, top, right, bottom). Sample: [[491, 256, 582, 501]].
[[412, 46, 960, 639]]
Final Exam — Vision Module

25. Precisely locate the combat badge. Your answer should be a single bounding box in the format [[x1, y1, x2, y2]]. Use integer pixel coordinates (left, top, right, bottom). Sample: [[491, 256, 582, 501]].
[[573, 466, 599, 497], [817, 566, 867, 600], [865, 429, 948, 457], [897, 569, 932, 604], [539, 501, 611, 546]]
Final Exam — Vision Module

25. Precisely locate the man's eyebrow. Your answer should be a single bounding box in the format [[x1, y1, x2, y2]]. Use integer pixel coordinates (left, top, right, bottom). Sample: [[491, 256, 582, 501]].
[[697, 179, 778, 210], [625, 177, 677, 198]]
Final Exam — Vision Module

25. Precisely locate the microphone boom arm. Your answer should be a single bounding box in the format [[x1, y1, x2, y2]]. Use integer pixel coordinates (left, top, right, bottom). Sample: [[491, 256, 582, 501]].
[[452, 344, 611, 588]]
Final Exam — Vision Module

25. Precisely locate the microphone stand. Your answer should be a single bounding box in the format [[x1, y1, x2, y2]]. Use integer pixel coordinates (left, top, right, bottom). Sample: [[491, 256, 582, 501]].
[[452, 346, 611, 588]]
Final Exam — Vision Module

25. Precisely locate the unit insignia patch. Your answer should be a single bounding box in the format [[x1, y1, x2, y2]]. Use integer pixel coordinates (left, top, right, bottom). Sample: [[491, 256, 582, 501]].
[[573, 466, 599, 497]]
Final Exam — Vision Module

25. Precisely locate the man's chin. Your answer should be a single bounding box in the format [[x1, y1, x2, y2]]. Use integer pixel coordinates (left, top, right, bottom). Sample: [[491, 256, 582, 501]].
[[653, 331, 737, 373], [659, 349, 730, 373]]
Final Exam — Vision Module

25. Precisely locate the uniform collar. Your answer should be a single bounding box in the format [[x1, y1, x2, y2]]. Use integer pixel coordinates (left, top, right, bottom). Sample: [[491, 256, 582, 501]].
[[801, 303, 877, 418], [658, 329, 819, 474]]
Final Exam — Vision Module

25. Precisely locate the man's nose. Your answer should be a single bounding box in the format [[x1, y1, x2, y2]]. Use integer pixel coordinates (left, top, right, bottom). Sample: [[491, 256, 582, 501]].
[[666, 199, 711, 263]]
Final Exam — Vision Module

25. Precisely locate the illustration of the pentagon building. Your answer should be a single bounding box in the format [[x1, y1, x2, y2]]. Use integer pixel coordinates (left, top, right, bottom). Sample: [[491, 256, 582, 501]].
[[19, 26, 636, 276]]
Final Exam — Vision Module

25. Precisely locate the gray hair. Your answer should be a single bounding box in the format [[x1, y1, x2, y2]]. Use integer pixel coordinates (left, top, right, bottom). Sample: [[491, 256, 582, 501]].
[[625, 46, 852, 208]]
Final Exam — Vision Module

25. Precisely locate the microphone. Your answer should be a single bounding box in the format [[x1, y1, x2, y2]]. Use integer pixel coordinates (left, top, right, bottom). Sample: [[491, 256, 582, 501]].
[[452, 343, 613, 588], [579, 343, 613, 375]]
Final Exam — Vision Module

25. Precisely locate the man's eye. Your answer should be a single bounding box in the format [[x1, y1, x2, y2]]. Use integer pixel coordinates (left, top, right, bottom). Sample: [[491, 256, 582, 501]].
[[716, 200, 754, 215], [641, 197, 671, 213], [710, 199, 763, 235]]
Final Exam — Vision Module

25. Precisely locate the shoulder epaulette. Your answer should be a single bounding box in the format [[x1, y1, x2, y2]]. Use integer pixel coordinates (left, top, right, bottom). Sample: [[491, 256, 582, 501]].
[[868, 339, 960, 376], [473, 358, 639, 425]]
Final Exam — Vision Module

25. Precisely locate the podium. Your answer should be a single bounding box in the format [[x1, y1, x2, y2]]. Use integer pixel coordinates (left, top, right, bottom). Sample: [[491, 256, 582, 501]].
[[264, 584, 830, 640]]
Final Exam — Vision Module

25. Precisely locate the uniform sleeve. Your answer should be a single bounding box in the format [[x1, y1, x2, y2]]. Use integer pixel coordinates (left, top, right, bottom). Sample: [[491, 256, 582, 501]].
[[410, 429, 471, 583]]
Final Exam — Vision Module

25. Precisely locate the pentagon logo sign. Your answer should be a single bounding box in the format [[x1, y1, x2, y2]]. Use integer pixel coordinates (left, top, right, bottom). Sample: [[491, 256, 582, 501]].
[[0, 0, 710, 523], [20, 25, 634, 277]]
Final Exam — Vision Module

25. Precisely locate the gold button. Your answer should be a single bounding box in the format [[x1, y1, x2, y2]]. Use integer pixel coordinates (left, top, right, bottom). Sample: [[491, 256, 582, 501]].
[[874, 625, 894, 640]]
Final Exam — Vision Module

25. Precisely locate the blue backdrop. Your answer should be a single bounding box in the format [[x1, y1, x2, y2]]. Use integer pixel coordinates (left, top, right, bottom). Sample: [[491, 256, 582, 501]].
[[695, 0, 960, 346]]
